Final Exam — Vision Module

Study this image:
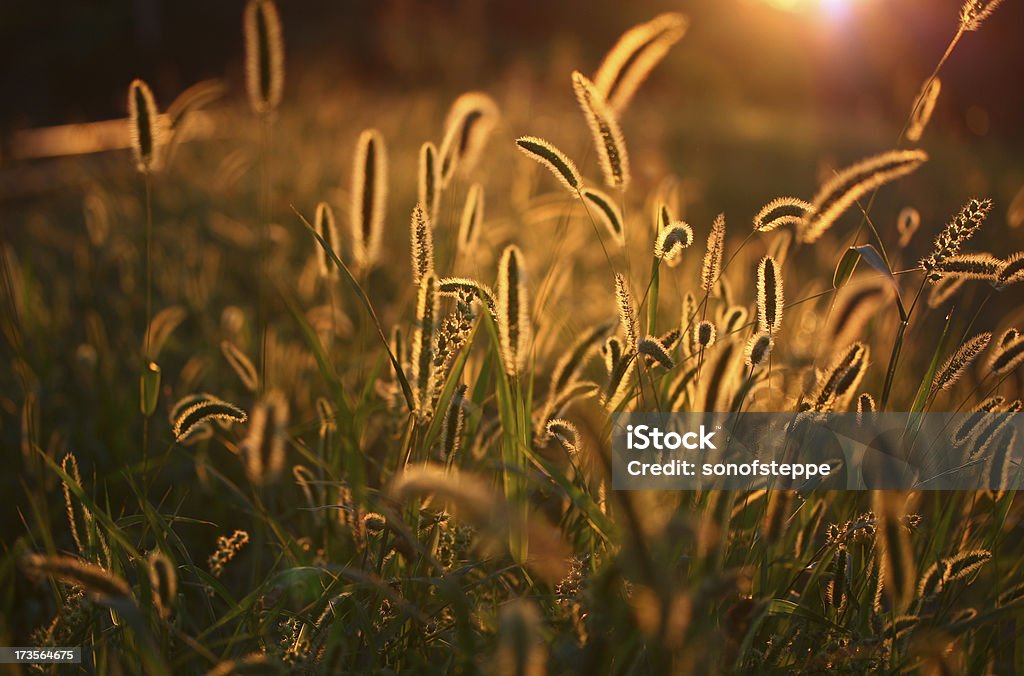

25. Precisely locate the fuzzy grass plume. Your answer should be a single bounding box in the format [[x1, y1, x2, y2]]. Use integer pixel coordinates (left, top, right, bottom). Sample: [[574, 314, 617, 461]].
[[572, 70, 630, 188], [497, 246, 530, 377], [243, 0, 284, 115], [351, 129, 388, 270], [799, 150, 927, 243]]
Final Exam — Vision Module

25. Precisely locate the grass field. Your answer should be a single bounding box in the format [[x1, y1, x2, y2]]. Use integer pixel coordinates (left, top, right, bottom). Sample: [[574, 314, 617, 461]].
[[3, 0, 1024, 673]]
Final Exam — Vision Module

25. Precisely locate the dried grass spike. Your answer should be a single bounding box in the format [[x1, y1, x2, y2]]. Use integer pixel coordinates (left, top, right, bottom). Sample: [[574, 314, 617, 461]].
[[22, 554, 131, 605], [439, 384, 467, 462], [744, 332, 773, 368], [996, 251, 1024, 288], [756, 256, 784, 335], [639, 336, 674, 369], [593, 12, 689, 112], [897, 207, 921, 247], [961, 0, 1005, 30], [410, 205, 435, 286], [411, 274, 439, 412], [458, 183, 485, 254], [351, 129, 388, 270], [147, 550, 177, 619], [418, 142, 440, 223], [128, 79, 161, 172], [241, 391, 289, 485], [313, 201, 340, 279], [243, 0, 284, 114], [497, 246, 531, 377], [694, 320, 716, 351], [545, 418, 581, 457], [614, 274, 639, 352], [906, 78, 941, 143], [572, 71, 630, 188], [989, 334, 1024, 375], [439, 92, 499, 184], [932, 332, 991, 391], [921, 198, 992, 281], [173, 397, 248, 442], [933, 253, 1004, 282], [582, 187, 625, 246], [220, 341, 259, 392], [701, 214, 726, 291], [515, 136, 581, 194], [753, 197, 811, 232], [655, 221, 695, 261], [799, 150, 928, 243]]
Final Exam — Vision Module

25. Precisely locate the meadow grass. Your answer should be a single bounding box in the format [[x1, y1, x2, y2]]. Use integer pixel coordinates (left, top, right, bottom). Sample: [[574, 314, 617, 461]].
[[2, 1, 1024, 673]]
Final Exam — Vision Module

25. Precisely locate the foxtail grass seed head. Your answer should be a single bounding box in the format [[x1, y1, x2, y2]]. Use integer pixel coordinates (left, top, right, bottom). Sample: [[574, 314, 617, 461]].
[[655, 221, 694, 261], [906, 78, 941, 143], [128, 79, 161, 173], [220, 340, 259, 391], [927, 275, 965, 308], [922, 198, 992, 281], [987, 427, 1017, 500], [989, 333, 1024, 375], [147, 550, 177, 620], [701, 214, 726, 291], [458, 183, 485, 255], [439, 276, 496, 316], [313, 201, 340, 280], [681, 292, 697, 333], [418, 142, 440, 223], [753, 197, 812, 232], [953, 396, 1005, 447], [515, 136, 582, 195], [411, 274, 439, 413], [545, 418, 581, 457], [639, 336, 675, 369], [814, 342, 868, 411], [498, 246, 531, 377], [351, 129, 388, 270], [996, 251, 1024, 288], [932, 253, 1004, 282], [756, 256, 784, 335], [173, 395, 248, 443], [857, 393, 876, 424], [602, 336, 623, 375], [243, 0, 284, 115], [61, 453, 90, 555], [572, 70, 630, 188], [744, 332, 773, 368], [410, 205, 435, 286], [999, 328, 1020, 348], [932, 332, 991, 392], [438, 92, 499, 185], [22, 554, 131, 606], [208, 530, 250, 578], [439, 383, 467, 462], [694, 320, 716, 351], [961, 0, 1004, 30], [720, 306, 748, 334], [582, 187, 625, 246], [614, 273, 639, 352], [799, 150, 928, 243], [593, 12, 688, 112], [897, 207, 921, 247], [241, 391, 289, 486]]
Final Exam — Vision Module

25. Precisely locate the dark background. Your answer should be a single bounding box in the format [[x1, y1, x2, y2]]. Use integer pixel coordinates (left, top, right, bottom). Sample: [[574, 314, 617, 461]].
[[1, 0, 1021, 143]]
